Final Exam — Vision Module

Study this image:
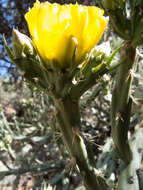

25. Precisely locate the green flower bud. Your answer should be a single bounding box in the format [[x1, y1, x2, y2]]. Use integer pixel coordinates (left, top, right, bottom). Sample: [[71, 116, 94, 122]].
[[12, 29, 34, 58]]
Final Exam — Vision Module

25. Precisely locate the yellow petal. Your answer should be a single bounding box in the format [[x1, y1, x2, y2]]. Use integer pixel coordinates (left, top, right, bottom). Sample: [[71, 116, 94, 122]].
[[25, 1, 108, 68]]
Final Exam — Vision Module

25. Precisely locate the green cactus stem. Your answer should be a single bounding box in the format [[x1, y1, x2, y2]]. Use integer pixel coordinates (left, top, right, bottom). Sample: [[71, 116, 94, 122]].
[[111, 41, 136, 164], [45, 69, 111, 189], [51, 93, 110, 190]]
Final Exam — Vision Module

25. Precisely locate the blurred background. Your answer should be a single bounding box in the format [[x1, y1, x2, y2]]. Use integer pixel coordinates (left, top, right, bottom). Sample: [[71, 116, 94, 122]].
[[0, 0, 143, 190]]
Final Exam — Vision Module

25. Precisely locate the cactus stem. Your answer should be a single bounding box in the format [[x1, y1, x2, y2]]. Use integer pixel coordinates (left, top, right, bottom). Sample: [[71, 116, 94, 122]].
[[111, 41, 136, 164], [52, 94, 110, 190]]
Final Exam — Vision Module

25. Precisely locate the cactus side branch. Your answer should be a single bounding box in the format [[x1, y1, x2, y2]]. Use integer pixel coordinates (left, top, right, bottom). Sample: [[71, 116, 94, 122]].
[[111, 41, 136, 164]]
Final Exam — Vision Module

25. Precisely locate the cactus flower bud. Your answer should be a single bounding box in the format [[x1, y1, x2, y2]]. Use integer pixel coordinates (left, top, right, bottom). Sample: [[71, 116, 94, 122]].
[[12, 29, 34, 58]]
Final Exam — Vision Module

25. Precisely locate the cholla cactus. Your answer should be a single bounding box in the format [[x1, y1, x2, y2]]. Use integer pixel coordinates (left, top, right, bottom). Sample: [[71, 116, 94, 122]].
[[5, 0, 143, 189], [3, 1, 114, 190]]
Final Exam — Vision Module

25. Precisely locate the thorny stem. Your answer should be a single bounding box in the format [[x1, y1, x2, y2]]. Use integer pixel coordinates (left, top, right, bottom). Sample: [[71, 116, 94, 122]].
[[52, 94, 110, 190], [111, 41, 136, 164]]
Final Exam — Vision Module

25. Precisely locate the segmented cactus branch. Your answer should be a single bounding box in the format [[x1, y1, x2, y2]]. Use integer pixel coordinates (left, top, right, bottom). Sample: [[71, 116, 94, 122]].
[[52, 93, 110, 190], [111, 41, 136, 164]]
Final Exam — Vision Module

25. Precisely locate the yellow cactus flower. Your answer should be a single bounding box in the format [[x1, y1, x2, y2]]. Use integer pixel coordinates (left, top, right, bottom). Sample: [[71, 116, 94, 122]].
[[25, 1, 108, 68]]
